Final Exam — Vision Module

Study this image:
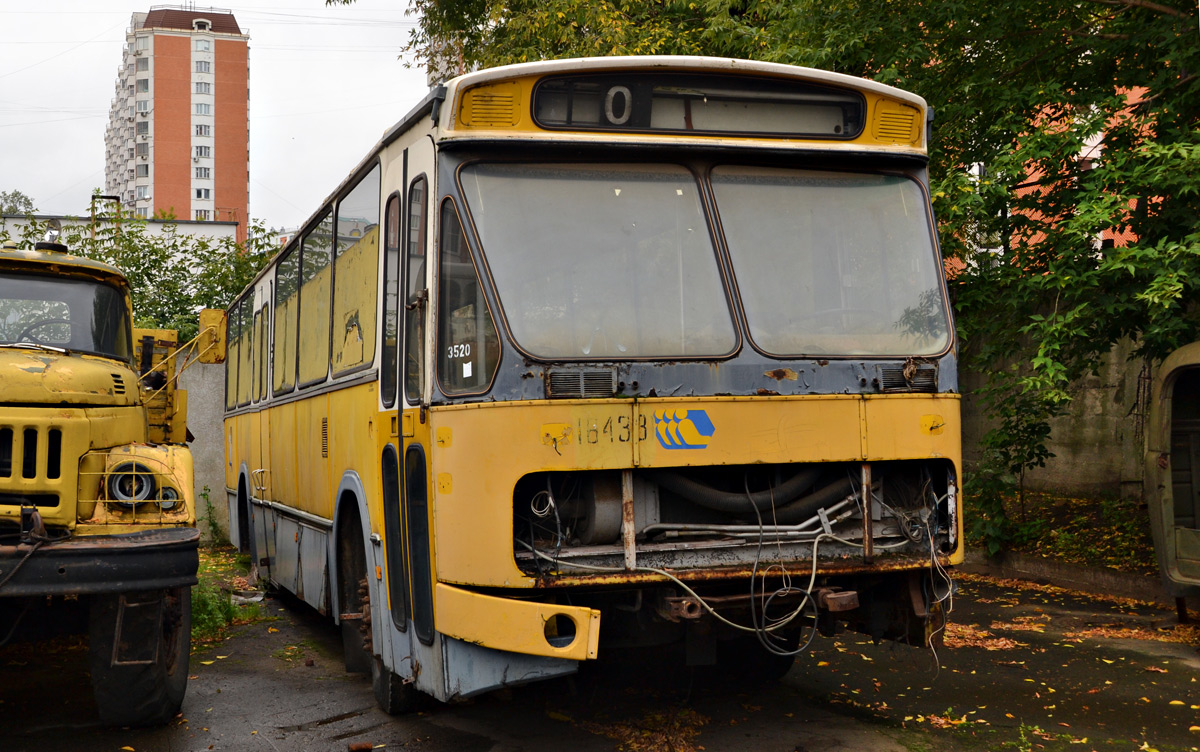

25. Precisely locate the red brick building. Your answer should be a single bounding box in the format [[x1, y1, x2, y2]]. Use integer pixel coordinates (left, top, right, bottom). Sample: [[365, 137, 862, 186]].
[[104, 6, 249, 241]]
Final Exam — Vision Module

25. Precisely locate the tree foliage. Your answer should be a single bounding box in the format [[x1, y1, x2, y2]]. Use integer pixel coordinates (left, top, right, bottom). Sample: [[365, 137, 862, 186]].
[[1, 216, 272, 342], [0, 190, 37, 216], [397, 0, 1200, 552]]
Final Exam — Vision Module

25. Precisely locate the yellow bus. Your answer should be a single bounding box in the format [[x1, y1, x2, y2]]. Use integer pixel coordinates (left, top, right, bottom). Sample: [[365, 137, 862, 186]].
[[221, 56, 961, 712]]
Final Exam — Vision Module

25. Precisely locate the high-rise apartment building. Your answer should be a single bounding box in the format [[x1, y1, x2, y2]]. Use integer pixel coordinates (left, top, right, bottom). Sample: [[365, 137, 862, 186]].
[[104, 6, 249, 240]]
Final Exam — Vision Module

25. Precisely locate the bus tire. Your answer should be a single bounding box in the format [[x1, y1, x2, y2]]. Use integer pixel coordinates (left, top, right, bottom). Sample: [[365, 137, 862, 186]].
[[338, 509, 372, 674], [372, 654, 424, 714], [89, 587, 191, 727]]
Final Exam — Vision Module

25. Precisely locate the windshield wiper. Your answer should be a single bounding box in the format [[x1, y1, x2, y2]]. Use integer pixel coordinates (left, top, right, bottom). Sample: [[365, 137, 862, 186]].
[[0, 342, 68, 354]]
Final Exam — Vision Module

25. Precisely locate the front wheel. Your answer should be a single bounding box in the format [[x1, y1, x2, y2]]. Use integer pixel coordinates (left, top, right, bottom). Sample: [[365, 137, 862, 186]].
[[89, 587, 191, 727]]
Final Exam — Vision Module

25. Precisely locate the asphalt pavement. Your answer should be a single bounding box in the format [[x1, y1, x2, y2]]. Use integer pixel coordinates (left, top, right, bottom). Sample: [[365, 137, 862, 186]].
[[1, 573, 1198, 751]]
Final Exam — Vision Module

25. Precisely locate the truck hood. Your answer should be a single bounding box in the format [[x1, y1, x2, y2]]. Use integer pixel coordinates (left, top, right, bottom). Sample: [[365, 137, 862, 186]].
[[0, 349, 140, 406]]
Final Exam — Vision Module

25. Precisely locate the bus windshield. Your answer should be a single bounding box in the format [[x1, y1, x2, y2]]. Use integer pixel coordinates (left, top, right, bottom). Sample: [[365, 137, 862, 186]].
[[460, 162, 949, 359], [711, 167, 950, 356], [0, 273, 132, 361], [459, 163, 737, 359]]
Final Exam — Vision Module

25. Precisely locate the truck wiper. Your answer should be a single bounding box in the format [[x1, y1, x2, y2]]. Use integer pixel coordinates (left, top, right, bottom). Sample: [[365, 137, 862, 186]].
[[0, 342, 68, 354]]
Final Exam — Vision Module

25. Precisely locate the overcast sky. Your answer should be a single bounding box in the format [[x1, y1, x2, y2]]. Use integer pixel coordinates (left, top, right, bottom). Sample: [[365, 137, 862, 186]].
[[1, 0, 430, 231]]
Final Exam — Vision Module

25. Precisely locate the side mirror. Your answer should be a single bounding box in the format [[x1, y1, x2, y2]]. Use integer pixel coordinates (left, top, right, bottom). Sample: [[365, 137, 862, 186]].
[[196, 309, 227, 364]]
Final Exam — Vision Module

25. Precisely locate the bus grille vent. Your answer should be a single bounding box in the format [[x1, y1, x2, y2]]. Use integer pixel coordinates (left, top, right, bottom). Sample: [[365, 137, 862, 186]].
[[321, 418, 329, 458], [470, 94, 517, 127], [872, 102, 919, 144], [111, 373, 126, 395], [879, 364, 938, 392], [547, 369, 618, 399]]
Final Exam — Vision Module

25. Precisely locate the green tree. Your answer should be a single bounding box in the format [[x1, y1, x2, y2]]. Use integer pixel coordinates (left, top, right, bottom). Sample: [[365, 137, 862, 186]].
[[393, 0, 1199, 552], [0, 190, 37, 215]]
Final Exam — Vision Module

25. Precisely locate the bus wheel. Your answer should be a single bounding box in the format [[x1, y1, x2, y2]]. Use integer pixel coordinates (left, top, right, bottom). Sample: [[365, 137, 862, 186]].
[[89, 587, 191, 727], [372, 654, 424, 714]]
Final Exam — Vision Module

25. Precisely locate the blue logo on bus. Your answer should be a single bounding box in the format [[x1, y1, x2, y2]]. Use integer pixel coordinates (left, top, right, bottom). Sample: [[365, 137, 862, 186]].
[[653, 409, 715, 449]]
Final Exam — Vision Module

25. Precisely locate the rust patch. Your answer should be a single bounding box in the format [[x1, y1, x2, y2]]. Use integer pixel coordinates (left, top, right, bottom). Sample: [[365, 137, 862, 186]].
[[764, 368, 799, 381], [755, 388, 779, 396], [817, 359, 829, 367]]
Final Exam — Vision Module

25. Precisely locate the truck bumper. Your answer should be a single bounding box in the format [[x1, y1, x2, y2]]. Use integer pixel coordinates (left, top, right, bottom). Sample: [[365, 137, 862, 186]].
[[0, 527, 200, 597]]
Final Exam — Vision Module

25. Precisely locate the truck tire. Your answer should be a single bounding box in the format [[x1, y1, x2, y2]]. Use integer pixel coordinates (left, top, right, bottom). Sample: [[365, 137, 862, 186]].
[[89, 587, 191, 727]]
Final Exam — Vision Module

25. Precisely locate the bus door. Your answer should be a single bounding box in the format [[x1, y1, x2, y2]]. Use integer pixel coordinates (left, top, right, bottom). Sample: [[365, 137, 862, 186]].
[[1147, 343, 1200, 595], [401, 140, 435, 650]]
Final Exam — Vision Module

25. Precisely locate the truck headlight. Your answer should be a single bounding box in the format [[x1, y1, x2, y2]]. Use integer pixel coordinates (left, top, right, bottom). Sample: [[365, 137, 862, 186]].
[[106, 461, 157, 505]]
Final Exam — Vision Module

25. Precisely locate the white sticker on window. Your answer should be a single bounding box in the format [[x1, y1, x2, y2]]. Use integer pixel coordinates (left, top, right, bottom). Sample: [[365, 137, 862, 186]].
[[463, 361, 473, 378]]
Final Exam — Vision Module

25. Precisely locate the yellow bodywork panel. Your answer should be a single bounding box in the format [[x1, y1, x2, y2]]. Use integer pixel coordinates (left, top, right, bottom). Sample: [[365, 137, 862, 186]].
[[227, 382, 379, 523], [431, 394, 961, 588], [863, 395, 961, 461], [197, 309, 227, 364], [435, 582, 600, 661]]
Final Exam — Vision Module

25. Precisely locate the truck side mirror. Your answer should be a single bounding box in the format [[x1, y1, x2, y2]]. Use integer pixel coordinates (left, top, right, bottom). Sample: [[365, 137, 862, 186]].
[[197, 309, 227, 364]]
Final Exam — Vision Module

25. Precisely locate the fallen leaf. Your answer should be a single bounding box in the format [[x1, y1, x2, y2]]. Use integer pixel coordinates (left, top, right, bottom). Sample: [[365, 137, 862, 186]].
[[200, 660, 214, 666]]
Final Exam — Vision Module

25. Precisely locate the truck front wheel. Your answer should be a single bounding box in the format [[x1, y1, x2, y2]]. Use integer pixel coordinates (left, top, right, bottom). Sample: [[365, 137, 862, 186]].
[[89, 587, 191, 727]]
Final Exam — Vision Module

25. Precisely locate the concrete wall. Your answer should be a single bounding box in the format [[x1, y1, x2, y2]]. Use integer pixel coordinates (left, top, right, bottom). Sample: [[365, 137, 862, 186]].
[[961, 339, 1146, 498], [180, 362, 229, 542]]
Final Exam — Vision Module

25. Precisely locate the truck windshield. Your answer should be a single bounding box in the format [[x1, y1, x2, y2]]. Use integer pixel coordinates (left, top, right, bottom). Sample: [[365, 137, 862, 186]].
[[0, 273, 132, 361]]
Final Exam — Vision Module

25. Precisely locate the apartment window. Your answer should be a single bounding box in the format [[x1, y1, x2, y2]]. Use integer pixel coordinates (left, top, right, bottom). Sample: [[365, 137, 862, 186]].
[[195, 124, 210, 137], [136, 79, 149, 93], [135, 36, 148, 51], [136, 120, 149, 135], [136, 164, 149, 178], [136, 100, 149, 113], [195, 145, 211, 159], [195, 60, 211, 74], [195, 81, 211, 95], [135, 208, 148, 219], [136, 186, 149, 200], [135, 142, 148, 157], [196, 209, 211, 221], [196, 39, 211, 51], [136, 57, 148, 72], [196, 167, 211, 179], [196, 188, 211, 200], [195, 103, 211, 116]]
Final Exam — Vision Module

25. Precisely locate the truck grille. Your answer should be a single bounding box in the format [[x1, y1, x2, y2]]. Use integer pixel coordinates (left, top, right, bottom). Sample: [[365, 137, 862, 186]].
[[0, 426, 62, 481]]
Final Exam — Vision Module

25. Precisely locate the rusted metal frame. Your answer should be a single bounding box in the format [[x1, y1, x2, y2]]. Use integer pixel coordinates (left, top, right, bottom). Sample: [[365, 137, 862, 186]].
[[861, 462, 874, 564], [621, 469, 636, 569]]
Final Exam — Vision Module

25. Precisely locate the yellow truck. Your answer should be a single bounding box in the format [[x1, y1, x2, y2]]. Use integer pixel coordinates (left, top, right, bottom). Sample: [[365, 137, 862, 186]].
[[0, 233, 200, 726]]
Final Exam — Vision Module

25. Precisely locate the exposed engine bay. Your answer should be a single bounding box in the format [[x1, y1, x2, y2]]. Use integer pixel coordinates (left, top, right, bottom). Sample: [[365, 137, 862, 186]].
[[514, 459, 957, 575]]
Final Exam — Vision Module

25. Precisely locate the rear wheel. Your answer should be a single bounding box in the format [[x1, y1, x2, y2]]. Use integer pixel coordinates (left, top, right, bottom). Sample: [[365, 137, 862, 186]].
[[89, 587, 191, 727]]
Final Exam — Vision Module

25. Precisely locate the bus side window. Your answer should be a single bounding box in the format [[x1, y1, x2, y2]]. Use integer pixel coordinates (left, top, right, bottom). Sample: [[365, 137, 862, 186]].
[[237, 295, 254, 407], [436, 199, 499, 395], [381, 194, 401, 407], [274, 246, 298, 394], [258, 302, 270, 402], [225, 301, 240, 410], [332, 163, 381, 377], [404, 176, 427, 405], [299, 211, 333, 386]]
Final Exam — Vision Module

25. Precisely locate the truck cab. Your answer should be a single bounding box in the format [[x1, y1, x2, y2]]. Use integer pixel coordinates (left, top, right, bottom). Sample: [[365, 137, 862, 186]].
[[0, 235, 199, 726]]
